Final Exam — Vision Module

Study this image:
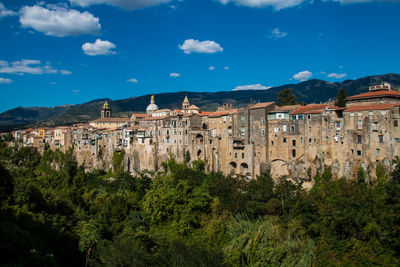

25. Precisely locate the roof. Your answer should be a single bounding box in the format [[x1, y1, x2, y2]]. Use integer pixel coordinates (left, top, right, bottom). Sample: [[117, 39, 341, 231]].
[[141, 115, 169, 121], [131, 113, 147, 118], [346, 90, 400, 101], [269, 105, 300, 113], [326, 106, 346, 110], [344, 104, 400, 112], [155, 109, 172, 112], [199, 111, 211, 116], [250, 102, 275, 109], [290, 104, 329, 115], [91, 117, 129, 123], [188, 104, 200, 110], [209, 109, 238, 117]]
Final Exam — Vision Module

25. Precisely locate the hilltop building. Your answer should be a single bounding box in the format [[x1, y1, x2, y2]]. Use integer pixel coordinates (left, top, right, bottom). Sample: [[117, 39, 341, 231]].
[[11, 82, 400, 183]]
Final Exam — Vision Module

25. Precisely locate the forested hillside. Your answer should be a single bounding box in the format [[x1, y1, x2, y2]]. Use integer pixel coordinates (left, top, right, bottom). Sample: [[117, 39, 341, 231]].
[[1, 137, 399, 266]]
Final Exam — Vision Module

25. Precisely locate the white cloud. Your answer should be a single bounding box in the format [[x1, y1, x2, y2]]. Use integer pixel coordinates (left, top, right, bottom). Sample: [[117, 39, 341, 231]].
[[60, 69, 72, 75], [208, 66, 215, 70], [179, 39, 223, 54], [19, 5, 101, 37], [127, 78, 138, 83], [82, 39, 116, 56], [218, 0, 305, 10], [0, 59, 65, 75], [0, 2, 16, 18], [327, 73, 347, 79], [70, 0, 172, 10], [72, 89, 80, 93], [170, 73, 180, 77], [0, 77, 12, 84], [233, 84, 272, 91], [224, 66, 229, 70], [293, 70, 312, 82], [270, 28, 288, 39]]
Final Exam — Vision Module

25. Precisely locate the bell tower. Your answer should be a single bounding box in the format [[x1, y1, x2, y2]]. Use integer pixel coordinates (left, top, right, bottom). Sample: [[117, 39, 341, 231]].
[[182, 96, 190, 111], [101, 101, 112, 118]]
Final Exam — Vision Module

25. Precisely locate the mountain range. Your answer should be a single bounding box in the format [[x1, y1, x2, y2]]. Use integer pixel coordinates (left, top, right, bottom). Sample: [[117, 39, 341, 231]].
[[1, 73, 399, 131]]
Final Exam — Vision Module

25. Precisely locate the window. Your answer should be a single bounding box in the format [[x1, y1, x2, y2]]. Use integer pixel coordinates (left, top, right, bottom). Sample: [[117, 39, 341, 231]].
[[241, 115, 245, 123], [373, 122, 380, 131], [235, 153, 237, 158], [307, 114, 311, 119], [261, 118, 265, 126], [283, 138, 287, 143], [396, 138, 400, 143], [174, 129, 177, 135], [250, 137, 254, 143], [173, 138, 177, 144], [357, 120, 362, 130], [291, 115, 296, 120], [376, 149, 380, 156], [309, 138, 312, 144], [250, 116, 253, 123], [378, 135, 384, 143], [292, 139, 296, 146], [241, 153, 245, 159], [240, 127, 245, 136], [358, 112, 362, 117], [261, 129, 265, 136], [357, 150, 362, 156], [274, 127, 279, 132], [250, 127, 253, 134], [298, 115, 304, 120], [326, 136, 329, 142], [290, 125, 295, 133], [300, 137, 303, 143], [336, 121, 341, 129], [381, 111, 387, 115], [394, 120, 398, 127], [368, 111, 373, 116], [292, 149, 296, 157], [283, 124, 287, 132], [357, 135, 362, 144], [350, 112, 354, 117], [271, 140, 274, 145]]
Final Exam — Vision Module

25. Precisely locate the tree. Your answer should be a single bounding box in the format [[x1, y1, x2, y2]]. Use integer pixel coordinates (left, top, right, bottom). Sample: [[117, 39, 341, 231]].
[[335, 87, 347, 107], [277, 88, 297, 106]]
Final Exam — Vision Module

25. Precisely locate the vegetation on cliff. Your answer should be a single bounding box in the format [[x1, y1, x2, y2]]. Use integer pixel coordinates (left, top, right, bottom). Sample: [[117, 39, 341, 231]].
[[0, 137, 400, 266]]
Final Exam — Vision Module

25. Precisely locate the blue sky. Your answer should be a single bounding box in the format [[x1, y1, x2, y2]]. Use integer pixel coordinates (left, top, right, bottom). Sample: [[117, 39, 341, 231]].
[[0, 0, 400, 112]]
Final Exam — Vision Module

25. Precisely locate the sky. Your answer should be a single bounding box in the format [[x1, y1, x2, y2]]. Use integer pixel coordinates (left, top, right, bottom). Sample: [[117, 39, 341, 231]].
[[1, 0, 400, 112]]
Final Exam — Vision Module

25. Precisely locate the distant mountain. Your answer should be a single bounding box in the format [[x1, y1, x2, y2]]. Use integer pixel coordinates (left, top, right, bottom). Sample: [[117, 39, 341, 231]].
[[1, 74, 399, 131]]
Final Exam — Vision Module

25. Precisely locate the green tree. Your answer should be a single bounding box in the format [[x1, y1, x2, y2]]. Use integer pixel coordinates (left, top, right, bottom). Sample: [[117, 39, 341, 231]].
[[277, 88, 297, 106], [335, 87, 347, 107]]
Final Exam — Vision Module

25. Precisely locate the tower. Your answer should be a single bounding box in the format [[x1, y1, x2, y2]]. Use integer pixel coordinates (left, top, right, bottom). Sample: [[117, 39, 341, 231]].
[[101, 101, 112, 118], [182, 96, 190, 111], [146, 95, 159, 115]]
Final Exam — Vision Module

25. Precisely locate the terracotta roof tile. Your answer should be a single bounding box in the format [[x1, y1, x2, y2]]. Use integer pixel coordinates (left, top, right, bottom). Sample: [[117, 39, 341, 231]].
[[346, 90, 400, 100], [344, 104, 400, 112], [199, 111, 211, 116], [92, 117, 129, 123], [209, 109, 238, 117], [269, 105, 300, 113], [290, 104, 329, 115], [250, 102, 275, 109]]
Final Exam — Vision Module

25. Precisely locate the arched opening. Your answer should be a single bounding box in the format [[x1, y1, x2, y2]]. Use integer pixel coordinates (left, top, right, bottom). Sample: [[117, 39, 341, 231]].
[[196, 134, 204, 143], [229, 161, 237, 173], [240, 163, 249, 175], [197, 149, 202, 157]]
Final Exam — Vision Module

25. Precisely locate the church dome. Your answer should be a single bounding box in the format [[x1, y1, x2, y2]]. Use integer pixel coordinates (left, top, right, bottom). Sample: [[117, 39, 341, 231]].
[[146, 95, 159, 114]]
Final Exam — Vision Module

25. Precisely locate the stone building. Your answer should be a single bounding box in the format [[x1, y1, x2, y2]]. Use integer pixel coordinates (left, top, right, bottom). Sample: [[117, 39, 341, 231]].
[[11, 82, 400, 181]]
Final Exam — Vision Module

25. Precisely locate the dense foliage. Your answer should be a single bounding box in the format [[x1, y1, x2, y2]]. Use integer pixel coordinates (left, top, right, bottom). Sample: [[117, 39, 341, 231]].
[[1, 138, 400, 266], [277, 89, 297, 106]]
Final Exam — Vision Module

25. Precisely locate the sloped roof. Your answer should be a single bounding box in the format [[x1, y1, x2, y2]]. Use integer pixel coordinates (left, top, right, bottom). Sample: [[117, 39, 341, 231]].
[[209, 109, 238, 117], [269, 105, 299, 113], [346, 90, 400, 100], [344, 104, 400, 112], [290, 104, 329, 115], [250, 102, 275, 109], [91, 117, 129, 123]]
